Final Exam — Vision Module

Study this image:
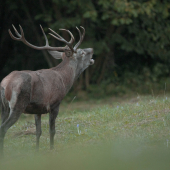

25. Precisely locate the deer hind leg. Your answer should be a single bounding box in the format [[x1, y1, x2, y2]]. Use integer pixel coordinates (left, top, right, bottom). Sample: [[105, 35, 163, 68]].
[[1, 88, 10, 125], [0, 89, 10, 156], [1, 101, 10, 126], [0, 108, 22, 152], [35, 114, 42, 151], [49, 105, 59, 150], [0, 96, 30, 155], [0, 103, 10, 155], [0, 98, 29, 154], [0, 83, 31, 154], [1, 104, 10, 125]]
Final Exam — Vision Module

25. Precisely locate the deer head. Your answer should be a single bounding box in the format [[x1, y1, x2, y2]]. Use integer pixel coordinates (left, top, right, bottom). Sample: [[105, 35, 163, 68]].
[[8, 25, 94, 80]]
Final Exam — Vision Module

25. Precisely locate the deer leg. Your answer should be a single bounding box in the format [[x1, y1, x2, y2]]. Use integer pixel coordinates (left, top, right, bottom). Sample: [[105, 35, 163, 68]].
[[1, 89, 10, 125], [0, 109, 22, 155], [1, 103, 10, 125], [49, 106, 59, 150], [0, 104, 9, 157], [35, 114, 42, 151], [0, 88, 30, 155], [0, 127, 5, 158]]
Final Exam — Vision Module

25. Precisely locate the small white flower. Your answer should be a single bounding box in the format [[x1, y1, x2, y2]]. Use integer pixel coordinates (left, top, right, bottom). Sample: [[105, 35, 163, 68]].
[[77, 124, 81, 135]]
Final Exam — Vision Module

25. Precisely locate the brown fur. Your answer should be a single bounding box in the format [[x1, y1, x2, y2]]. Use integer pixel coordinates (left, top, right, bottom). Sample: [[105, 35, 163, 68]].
[[2, 71, 18, 101], [0, 48, 94, 153], [5, 83, 12, 101]]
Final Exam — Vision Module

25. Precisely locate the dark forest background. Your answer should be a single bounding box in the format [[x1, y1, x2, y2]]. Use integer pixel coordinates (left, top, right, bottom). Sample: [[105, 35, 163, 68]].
[[1, 0, 170, 98]]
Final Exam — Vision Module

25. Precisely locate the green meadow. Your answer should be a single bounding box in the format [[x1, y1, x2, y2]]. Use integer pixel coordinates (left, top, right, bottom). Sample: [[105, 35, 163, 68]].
[[1, 94, 170, 169]]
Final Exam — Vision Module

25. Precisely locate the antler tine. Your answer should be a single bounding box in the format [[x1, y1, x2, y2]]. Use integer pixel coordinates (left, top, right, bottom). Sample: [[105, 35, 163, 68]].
[[8, 29, 20, 41], [12, 24, 21, 38], [73, 26, 85, 51], [76, 26, 82, 37], [80, 26, 85, 40], [19, 25, 25, 39], [59, 29, 75, 44], [49, 32, 74, 53], [8, 24, 22, 41], [9, 25, 26, 43], [48, 28, 75, 53], [40, 25, 49, 46], [48, 28, 63, 39]]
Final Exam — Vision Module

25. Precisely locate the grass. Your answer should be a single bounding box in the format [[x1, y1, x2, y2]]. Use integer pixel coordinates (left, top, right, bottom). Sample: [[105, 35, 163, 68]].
[[1, 94, 170, 169]]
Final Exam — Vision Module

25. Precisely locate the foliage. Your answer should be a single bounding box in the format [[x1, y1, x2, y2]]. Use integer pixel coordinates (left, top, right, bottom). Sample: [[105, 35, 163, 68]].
[[0, 0, 170, 92]]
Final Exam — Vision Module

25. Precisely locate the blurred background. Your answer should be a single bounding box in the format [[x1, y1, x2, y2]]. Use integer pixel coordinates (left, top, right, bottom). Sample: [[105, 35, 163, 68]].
[[1, 0, 170, 98]]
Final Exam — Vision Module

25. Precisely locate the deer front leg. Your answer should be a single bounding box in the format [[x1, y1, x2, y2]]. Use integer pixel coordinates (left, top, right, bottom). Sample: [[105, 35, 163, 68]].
[[49, 106, 59, 150], [35, 114, 42, 151]]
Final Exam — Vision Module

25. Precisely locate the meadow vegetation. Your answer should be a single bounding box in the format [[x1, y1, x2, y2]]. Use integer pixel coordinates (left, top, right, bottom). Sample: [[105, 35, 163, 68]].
[[1, 93, 170, 169]]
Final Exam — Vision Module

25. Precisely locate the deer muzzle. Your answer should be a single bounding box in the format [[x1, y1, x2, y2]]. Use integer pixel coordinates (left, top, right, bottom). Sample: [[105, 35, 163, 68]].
[[89, 48, 94, 65], [90, 59, 94, 65]]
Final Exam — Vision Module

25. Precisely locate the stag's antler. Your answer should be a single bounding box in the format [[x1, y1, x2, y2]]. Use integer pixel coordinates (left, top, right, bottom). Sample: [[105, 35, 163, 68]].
[[48, 28, 75, 53], [48, 26, 85, 53], [74, 26, 85, 51], [8, 25, 75, 52], [9, 25, 85, 55]]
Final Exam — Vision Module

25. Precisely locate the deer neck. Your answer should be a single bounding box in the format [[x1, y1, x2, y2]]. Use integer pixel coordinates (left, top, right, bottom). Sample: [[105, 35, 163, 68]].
[[52, 55, 77, 93]]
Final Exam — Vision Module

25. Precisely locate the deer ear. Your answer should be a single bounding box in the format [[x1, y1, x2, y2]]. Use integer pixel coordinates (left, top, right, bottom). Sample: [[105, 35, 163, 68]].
[[48, 51, 63, 59]]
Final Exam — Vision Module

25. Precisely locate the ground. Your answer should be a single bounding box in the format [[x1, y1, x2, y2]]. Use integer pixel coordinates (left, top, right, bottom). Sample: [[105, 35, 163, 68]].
[[1, 93, 170, 169]]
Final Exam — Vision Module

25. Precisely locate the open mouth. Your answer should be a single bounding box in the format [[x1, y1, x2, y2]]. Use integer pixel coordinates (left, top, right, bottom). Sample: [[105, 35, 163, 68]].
[[90, 59, 94, 65]]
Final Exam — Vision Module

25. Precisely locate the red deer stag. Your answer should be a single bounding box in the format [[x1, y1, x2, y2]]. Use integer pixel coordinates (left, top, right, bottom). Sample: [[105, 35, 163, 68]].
[[0, 24, 94, 154]]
